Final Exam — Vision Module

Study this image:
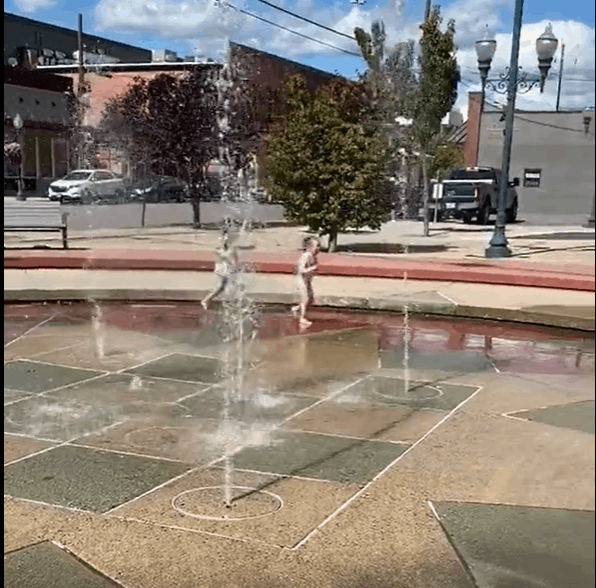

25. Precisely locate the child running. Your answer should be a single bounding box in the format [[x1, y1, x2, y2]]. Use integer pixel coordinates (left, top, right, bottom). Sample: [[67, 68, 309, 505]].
[[292, 236, 320, 329], [201, 232, 239, 310]]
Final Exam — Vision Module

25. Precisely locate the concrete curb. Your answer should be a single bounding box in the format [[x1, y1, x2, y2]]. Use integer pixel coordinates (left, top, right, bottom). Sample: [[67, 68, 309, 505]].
[[4, 288, 594, 332], [4, 249, 595, 292]]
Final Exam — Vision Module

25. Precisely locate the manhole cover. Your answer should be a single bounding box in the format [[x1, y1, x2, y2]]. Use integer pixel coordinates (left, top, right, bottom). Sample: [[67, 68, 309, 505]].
[[172, 485, 283, 521]]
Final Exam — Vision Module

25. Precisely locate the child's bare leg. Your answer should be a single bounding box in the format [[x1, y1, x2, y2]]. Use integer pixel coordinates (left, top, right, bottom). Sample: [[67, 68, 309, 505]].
[[298, 281, 312, 327], [202, 279, 226, 309]]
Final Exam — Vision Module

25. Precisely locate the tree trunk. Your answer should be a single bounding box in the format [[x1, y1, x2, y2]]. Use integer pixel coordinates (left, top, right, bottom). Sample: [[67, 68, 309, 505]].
[[421, 156, 430, 237], [328, 228, 338, 253], [191, 197, 201, 228]]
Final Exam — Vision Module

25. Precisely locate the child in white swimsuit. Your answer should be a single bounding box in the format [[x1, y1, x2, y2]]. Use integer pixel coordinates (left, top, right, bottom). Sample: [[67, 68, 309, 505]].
[[201, 234, 239, 310], [291, 236, 320, 328]]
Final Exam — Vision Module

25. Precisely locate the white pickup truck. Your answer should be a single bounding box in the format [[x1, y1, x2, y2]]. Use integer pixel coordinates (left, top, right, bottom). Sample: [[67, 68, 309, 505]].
[[425, 167, 519, 225]]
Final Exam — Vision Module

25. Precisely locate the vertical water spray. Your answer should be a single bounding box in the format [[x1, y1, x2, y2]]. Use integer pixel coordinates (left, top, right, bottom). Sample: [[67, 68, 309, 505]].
[[214, 53, 260, 507], [403, 271, 409, 395], [91, 299, 105, 361]]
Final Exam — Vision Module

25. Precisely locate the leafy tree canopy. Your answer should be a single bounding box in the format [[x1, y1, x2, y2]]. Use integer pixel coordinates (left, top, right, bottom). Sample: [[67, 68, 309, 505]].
[[265, 76, 391, 252]]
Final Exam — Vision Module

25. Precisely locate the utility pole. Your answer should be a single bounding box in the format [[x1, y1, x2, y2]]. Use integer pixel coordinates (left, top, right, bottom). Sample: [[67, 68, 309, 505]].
[[77, 13, 85, 169], [556, 42, 565, 111]]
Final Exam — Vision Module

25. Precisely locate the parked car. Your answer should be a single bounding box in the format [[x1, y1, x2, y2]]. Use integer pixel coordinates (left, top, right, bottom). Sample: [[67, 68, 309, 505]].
[[126, 176, 189, 203], [47, 170, 125, 204]]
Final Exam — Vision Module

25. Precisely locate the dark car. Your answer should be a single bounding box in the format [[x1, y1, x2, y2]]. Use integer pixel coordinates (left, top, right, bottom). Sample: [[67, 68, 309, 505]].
[[127, 176, 189, 203]]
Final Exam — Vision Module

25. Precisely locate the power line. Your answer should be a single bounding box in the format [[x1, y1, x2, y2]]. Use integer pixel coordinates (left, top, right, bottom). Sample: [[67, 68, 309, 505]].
[[219, 1, 361, 57], [254, 0, 356, 41]]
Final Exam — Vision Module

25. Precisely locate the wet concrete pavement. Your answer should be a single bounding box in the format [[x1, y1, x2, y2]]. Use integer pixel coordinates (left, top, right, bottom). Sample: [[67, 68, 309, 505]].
[[4, 302, 595, 588]]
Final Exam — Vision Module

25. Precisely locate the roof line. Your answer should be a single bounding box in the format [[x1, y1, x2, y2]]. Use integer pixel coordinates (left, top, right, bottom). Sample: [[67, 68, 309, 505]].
[[4, 11, 151, 55], [229, 41, 344, 81]]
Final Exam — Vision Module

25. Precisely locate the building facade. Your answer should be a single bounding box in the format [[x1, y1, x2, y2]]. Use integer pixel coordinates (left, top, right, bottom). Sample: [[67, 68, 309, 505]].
[[4, 67, 74, 196], [464, 92, 595, 222], [36, 41, 341, 182]]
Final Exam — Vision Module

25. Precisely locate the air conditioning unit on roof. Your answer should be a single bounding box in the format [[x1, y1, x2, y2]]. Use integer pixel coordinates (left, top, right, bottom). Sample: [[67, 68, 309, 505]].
[[152, 49, 178, 62]]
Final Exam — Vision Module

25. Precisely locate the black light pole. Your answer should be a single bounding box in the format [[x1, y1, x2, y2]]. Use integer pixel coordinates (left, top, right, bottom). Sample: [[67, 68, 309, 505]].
[[13, 113, 25, 201], [477, 5, 558, 258], [475, 27, 496, 166], [486, 0, 525, 258]]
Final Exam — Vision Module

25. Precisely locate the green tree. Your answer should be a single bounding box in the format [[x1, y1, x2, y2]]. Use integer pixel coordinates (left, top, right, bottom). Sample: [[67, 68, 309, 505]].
[[99, 65, 267, 226], [265, 76, 390, 252], [100, 70, 219, 225], [408, 7, 460, 235], [355, 8, 460, 235]]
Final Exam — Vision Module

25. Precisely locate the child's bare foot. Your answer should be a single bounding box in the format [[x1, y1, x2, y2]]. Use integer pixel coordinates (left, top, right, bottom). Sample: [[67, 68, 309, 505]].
[[291, 305, 300, 317], [299, 318, 312, 329], [201, 300, 208, 310]]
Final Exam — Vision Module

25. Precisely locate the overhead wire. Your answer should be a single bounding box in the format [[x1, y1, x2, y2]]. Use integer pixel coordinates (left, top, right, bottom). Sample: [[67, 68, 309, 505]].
[[254, 0, 356, 41], [218, 1, 362, 57]]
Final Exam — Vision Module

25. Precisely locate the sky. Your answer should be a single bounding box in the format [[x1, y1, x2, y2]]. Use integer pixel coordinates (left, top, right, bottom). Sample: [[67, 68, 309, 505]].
[[6, 0, 595, 118]]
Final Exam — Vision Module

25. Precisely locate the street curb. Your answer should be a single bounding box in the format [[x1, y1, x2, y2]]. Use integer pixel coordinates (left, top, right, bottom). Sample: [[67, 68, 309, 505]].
[[4, 288, 594, 332]]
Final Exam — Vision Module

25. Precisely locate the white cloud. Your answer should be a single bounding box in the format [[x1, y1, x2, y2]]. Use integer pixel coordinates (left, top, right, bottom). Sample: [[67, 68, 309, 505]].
[[92, 1, 594, 111], [94, 0, 247, 57], [454, 19, 595, 115], [13, 0, 57, 12]]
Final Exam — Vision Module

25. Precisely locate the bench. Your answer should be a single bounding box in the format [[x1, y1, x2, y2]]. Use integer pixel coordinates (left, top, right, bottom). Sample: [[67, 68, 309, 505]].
[[4, 201, 69, 249]]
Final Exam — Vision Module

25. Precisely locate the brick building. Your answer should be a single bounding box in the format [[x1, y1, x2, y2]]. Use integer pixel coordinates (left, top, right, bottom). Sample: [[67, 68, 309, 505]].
[[37, 40, 341, 181], [464, 92, 594, 222]]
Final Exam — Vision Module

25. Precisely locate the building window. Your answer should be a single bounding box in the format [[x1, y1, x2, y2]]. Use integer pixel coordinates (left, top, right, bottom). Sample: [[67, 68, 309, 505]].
[[523, 169, 541, 188]]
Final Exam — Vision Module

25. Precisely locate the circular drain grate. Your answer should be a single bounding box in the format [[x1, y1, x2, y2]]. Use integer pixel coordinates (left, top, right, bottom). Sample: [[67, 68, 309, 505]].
[[172, 486, 283, 521]]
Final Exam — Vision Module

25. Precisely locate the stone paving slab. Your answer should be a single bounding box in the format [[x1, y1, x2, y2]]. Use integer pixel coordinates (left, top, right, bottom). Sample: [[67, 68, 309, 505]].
[[343, 376, 481, 412], [71, 416, 225, 464], [4, 395, 123, 442], [4, 434, 57, 465], [231, 430, 409, 485], [4, 541, 123, 588], [3, 445, 192, 513], [508, 400, 595, 435], [433, 502, 595, 588], [4, 360, 105, 394], [281, 400, 447, 444], [44, 373, 211, 414]]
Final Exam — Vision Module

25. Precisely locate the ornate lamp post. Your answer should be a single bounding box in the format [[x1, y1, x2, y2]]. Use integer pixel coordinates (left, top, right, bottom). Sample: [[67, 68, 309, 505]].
[[13, 113, 25, 201], [475, 6, 558, 258]]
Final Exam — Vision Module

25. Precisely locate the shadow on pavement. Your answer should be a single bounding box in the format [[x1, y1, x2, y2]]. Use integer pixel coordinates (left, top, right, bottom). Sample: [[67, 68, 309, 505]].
[[336, 243, 452, 255]]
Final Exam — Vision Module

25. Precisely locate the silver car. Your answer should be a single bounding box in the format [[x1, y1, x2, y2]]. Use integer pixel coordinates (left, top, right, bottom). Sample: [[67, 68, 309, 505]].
[[48, 170, 125, 204]]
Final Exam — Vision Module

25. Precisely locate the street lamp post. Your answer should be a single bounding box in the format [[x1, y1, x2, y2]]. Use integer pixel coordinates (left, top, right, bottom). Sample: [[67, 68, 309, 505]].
[[475, 3, 558, 258], [13, 113, 25, 201]]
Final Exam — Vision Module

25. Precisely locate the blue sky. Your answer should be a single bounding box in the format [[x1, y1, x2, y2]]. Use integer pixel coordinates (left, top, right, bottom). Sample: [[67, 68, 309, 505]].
[[5, 0, 595, 115]]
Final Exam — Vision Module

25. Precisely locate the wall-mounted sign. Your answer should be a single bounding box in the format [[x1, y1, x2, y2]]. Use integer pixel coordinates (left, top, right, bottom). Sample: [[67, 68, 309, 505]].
[[523, 168, 541, 188]]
